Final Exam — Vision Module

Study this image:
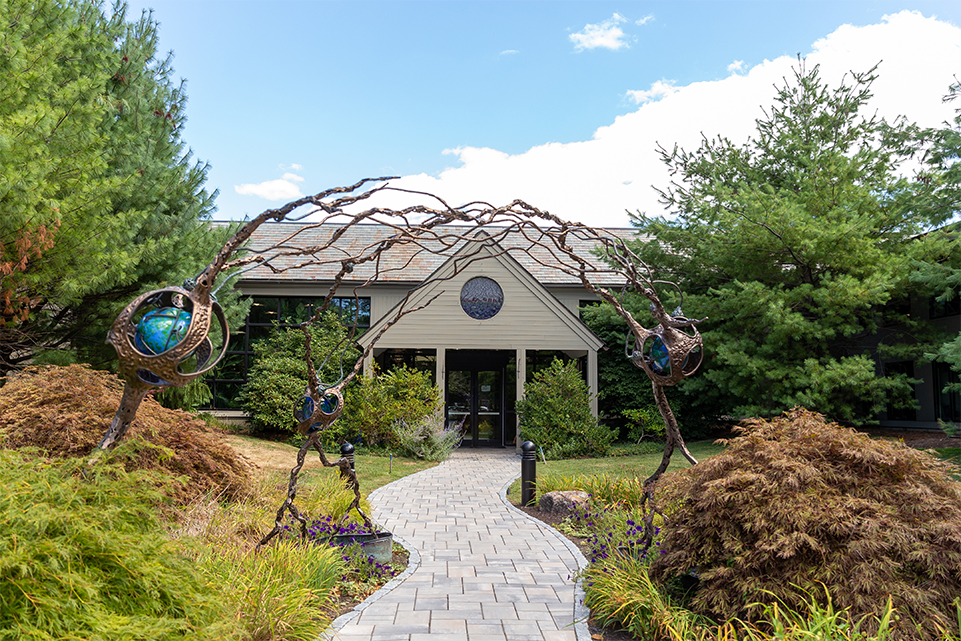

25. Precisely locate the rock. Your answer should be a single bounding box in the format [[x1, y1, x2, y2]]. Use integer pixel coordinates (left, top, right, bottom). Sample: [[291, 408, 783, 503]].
[[538, 490, 590, 514]]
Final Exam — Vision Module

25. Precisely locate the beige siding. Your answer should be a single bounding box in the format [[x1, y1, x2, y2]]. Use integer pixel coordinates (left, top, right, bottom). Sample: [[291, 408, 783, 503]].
[[369, 256, 595, 351], [548, 288, 600, 315]]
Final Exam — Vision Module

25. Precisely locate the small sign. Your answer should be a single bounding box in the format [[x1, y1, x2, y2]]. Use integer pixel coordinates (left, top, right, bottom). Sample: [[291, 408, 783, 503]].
[[481, 385, 492, 392]]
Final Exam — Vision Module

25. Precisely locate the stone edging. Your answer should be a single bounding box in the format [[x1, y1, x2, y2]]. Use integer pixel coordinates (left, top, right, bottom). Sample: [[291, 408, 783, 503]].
[[497, 472, 593, 641], [321, 464, 431, 639]]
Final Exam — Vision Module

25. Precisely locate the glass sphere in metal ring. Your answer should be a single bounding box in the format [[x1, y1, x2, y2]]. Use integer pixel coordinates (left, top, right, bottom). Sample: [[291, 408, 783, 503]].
[[460, 277, 504, 320], [294, 395, 314, 422], [320, 394, 338, 414], [134, 307, 192, 355]]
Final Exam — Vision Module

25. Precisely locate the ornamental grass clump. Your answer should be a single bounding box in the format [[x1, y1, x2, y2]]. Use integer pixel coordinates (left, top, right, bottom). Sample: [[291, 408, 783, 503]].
[[392, 412, 461, 461], [652, 408, 961, 640]]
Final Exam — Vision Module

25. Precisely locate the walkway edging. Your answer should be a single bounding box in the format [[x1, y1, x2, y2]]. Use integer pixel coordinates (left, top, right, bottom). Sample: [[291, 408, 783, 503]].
[[323, 462, 438, 638], [497, 475, 592, 641]]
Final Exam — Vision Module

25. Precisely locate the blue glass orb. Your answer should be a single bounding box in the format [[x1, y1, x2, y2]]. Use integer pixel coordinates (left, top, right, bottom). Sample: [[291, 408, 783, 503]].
[[134, 307, 191, 356], [320, 394, 338, 414], [649, 336, 670, 374], [294, 395, 314, 423]]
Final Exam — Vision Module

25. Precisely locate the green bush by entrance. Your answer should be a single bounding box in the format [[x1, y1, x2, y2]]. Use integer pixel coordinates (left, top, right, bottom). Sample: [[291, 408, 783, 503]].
[[517, 358, 615, 458]]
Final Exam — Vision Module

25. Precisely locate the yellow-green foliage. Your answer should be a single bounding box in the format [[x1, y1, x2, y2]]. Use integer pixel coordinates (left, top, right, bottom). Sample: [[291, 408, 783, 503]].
[[199, 541, 345, 641], [0, 450, 242, 640], [583, 552, 714, 641], [653, 408, 961, 640], [537, 471, 646, 508], [340, 365, 441, 448]]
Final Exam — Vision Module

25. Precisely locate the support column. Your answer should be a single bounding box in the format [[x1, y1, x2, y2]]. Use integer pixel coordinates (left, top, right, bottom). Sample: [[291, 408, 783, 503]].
[[363, 352, 375, 377], [588, 349, 599, 418], [515, 348, 526, 453], [436, 347, 446, 411]]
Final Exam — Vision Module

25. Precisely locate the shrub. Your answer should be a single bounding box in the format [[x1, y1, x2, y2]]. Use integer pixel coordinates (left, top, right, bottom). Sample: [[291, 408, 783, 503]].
[[623, 405, 667, 443], [651, 408, 961, 640], [0, 450, 242, 640], [240, 313, 360, 435], [0, 364, 254, 504], [157, 377, 213, 412], [517, 358, 614, 458], [339, 365, 441, 448], [392, 412, 461, 461]]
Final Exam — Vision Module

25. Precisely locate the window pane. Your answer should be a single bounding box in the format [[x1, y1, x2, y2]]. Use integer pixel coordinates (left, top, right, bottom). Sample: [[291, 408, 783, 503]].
[[213, 382, 243, 409], [331, 296, 371, 328], [249, 297, 278, 324], [216, 352, 247, 380], [279, 297, 315, 324], [247, 324, 272, 345], [227, 329, 247, 353]]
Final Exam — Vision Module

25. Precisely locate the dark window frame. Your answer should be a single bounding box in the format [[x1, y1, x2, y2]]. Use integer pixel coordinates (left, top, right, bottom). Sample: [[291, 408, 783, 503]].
[[205, 295, 371, 409], [933, 361, 961, 423]]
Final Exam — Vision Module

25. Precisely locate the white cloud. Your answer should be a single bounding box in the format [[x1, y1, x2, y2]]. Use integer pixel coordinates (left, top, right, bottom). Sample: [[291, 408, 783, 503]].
[[333, 11, 961, 228], [570, 13, 629, 51], [627, 80, 678, 104], [636, 15, 654, 26], [500, 49, 519, 56], [235, 175, 305, 201], [728, 59, 745, 73]]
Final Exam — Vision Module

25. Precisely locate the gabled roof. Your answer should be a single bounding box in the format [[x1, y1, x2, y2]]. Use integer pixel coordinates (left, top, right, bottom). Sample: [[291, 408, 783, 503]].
[[234, 222, 640, 287], [357, 230, 604, 350]]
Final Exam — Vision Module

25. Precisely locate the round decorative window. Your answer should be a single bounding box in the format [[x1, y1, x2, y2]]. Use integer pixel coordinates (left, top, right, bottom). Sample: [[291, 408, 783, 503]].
[[460, 277, 504, 320]]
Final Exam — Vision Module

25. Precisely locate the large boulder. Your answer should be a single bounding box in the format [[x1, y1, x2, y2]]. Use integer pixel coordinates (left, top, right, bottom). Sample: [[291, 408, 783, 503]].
[[539, 490, 590, 515]]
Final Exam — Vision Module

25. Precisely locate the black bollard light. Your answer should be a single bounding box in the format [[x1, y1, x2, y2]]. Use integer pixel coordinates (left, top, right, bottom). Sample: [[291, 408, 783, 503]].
[[339, 442, 355, 484], [340, 442, 356, 470], [521, 440, 537, 507]]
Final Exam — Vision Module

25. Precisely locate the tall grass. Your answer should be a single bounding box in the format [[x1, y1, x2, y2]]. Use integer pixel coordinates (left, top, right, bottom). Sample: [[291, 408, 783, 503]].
[[0, 450, 243, 640], [199, 541, 345, 641], [582, 552, 713, 641]]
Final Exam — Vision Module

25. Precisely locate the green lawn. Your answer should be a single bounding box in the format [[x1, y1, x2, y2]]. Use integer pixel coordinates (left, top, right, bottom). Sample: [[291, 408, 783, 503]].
[[507, 439, 726, 498], [224, 434, 438, 497]]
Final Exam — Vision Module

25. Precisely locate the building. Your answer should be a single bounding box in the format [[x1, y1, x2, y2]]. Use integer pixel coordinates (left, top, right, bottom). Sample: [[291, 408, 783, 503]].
[[211, 222, 633, 448], [209, 221, 960, 438], [879, 291, 961, 429]]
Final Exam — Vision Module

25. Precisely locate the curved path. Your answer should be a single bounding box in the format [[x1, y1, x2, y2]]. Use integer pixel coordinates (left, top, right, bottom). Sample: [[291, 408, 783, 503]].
[[329, 448, 590, 641]]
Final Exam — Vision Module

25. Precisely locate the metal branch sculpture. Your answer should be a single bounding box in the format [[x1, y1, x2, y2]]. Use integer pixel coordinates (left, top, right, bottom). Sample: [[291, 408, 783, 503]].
[[100, 177, 704, 553]]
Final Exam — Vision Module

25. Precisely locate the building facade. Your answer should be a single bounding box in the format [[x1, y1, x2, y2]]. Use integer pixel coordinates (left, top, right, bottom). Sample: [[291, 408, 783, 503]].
[[212, 222, 627, 449]]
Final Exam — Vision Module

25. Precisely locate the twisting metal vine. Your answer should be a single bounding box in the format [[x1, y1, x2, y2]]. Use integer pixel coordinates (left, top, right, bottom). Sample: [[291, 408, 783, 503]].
[[99, 177, 704, 552]]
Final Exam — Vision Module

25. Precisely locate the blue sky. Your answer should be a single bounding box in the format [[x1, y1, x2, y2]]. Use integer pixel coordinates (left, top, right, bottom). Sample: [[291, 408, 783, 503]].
[[123, 1, 961, 226]]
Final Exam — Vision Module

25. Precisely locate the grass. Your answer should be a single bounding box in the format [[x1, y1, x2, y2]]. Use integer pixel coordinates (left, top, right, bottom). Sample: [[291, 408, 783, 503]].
[[937, 446, 961, 470], [507, 439, 726, 500], [223, 435, 438, 497]]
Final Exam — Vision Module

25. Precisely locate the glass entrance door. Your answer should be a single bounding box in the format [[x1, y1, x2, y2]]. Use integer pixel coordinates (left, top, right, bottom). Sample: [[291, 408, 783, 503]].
[[446, 351, 508, 447]]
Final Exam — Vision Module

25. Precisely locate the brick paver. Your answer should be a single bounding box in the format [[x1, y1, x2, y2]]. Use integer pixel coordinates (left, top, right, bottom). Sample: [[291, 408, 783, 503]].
[[328, 449, 590, 641]]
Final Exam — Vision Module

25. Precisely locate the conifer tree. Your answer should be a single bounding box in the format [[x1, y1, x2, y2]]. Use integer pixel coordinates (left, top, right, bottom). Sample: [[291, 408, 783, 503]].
[[909, 80, 961, 394], [629, 63, 950, 423], [0, 0, 243, 376]]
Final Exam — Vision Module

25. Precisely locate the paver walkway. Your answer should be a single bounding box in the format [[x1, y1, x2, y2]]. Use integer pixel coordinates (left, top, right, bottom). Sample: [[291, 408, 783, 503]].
[[329, 448, 590, 641]]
